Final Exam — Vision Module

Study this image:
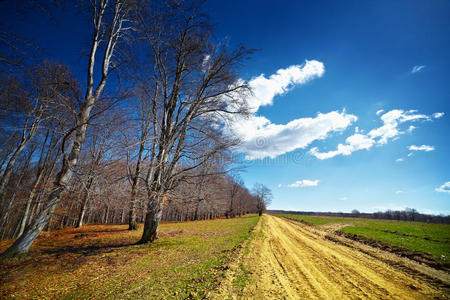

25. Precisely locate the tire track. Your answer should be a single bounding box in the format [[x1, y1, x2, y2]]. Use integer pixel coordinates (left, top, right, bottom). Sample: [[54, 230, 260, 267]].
[[210, 214, 449, 299]]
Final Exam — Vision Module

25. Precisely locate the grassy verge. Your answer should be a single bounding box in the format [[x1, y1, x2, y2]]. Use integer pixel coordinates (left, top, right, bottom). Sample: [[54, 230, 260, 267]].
[[276, 214, 450, 269], [0, 215, 259, 299], [230, 215, 264, 291]]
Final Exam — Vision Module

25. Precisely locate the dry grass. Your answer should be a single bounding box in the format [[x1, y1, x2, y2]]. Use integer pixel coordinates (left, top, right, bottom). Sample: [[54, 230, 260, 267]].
[[0, 215, 259, 299]]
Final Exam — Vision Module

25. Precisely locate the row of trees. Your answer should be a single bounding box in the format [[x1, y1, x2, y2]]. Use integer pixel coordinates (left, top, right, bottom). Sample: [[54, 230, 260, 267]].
[[0, 0, 272, 258], [269, 208, 450, 224]]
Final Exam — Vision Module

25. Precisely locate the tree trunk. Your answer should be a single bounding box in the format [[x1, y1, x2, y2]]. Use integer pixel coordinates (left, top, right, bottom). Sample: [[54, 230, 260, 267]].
[[138, 194, 163, 244], [0, 123, 39, 204], [1, 187, 62, 258], [128, 182, 139, 228], [17, 171, 45, 237], [128, 126, 146, 230], [76, 177, 93, 228], [0, 197, 13, 239], [103, 205, 109, 224], [1, 105, 92, 257]]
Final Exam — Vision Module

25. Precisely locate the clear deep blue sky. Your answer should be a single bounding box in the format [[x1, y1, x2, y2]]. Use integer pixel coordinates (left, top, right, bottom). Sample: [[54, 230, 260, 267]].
[[204, 0, 450, 214], [1, 1, 449, 214]]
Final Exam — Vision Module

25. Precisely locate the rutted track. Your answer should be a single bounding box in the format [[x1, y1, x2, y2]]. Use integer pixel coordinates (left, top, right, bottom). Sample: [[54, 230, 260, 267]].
[[211, 215, 449, 299]]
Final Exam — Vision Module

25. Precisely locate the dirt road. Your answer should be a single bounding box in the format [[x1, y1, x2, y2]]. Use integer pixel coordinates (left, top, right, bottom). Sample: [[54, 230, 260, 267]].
[[211, 215, 449, 299]]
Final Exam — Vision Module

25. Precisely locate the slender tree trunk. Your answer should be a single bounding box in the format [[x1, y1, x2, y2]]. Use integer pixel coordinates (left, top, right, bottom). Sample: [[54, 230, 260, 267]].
[[1, 104, 92, 257], [1, 186, 62, 257], [103, 205, 109, 224], [17, 170, 45, 237], [0, 142, 27, 203], [128, 122, 148, 230], [0, 198, 13, 239], [76, 177, 93, 228]]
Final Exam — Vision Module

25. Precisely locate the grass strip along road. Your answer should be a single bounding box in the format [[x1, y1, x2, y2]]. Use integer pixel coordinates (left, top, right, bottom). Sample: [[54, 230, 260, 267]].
[[0, 215, 259, 299]]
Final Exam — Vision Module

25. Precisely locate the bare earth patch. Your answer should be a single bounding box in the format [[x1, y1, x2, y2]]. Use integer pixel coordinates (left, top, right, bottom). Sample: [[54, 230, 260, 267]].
[[210, 215, 449, 299]]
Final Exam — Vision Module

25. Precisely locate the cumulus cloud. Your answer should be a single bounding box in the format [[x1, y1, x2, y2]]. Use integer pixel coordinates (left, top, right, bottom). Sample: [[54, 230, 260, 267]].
[[395, 158, 404, 162], [310, 109, 432, 160], [246, 60, 325, 112], [238, 110, 357, 159], [310, 133, 374, 160], [411, 65, 426, 74], [433, 112, 444, 119], [287, 179, 319, 188], [339, 196, 348, 201], [226, 61, 440, 161], [435, 182, 450, 193], [409, 145, 435, 152], [376, 109, 384, 116], [226, 60, 362, 160]]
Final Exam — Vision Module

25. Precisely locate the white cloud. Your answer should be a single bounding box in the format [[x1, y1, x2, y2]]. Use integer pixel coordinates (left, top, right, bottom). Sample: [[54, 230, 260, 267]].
[[395, 158, 404, 162], [411, 65, 425, 74], [310, 133, 374, 160], [277, 184, 282, 188], [433, 112, 444, 119], [226, 61, 440, 161], [236, 110, 357, 160], [227, 60, 358, 160], [368, 109, 429, 144], [395, 190, 404, 194], [339, 196, 348, 201], [246, 60, 325, 112], [435, 182, 450, 193], [407, 152, 414, 157], [407, 125, 416, 133], [310, 109, 432, 160], [376, 109, 384, 116], [409, 145, 435, 152], [201, 54, 211, 72], [287, 179, 319, 188]]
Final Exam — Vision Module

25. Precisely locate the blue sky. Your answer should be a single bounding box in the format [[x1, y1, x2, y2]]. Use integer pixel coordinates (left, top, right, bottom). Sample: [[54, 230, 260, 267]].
[[205, 0, 450, 214], [1, 1, 449, 215]]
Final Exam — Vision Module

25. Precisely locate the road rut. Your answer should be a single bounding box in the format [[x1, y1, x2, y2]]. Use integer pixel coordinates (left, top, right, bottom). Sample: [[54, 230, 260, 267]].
[[211, 215, 449, 299]]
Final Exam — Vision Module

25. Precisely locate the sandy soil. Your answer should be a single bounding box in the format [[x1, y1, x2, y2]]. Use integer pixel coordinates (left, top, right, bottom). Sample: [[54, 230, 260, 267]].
[[210, 215, 449, 299]]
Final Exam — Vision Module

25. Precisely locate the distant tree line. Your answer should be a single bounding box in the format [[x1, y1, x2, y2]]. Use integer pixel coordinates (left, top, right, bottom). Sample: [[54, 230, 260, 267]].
[[268, 208, 450, 224], [0, 0, 272, 258]]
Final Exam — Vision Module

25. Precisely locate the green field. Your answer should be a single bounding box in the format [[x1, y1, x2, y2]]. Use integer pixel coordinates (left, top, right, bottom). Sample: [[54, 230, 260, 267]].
[[276, 214, 450, 267], [0, 215, 259, 299]]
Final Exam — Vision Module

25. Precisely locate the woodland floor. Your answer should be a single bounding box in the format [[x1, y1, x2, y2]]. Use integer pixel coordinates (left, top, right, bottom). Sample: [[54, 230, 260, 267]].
[[0, 215, 259, 299], [209, 215, 450, 299]]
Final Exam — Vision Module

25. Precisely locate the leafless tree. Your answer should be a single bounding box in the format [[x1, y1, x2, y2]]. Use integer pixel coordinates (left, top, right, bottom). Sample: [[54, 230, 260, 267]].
[[252, 183, 272, 216], [129, 1, 252, 244], [1, 0, 132, 258]]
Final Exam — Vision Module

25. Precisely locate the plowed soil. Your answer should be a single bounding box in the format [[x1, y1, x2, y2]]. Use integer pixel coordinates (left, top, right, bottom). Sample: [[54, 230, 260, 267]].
[[210, 215, 449, 299]]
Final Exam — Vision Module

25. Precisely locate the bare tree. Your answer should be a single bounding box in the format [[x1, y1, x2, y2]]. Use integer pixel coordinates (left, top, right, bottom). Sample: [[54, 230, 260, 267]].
[[1, 0, 131, 258], [0, 62, 74, 235], [131, 1, 251, 244], [252, 183, 272, 216]]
